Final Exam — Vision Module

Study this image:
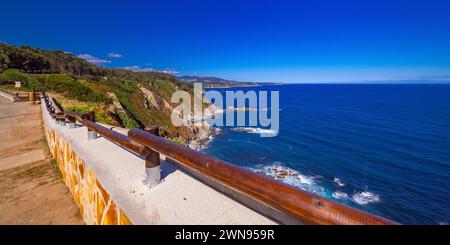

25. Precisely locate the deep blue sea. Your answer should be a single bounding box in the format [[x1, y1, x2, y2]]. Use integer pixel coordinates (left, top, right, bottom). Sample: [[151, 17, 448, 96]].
[[203, 84, 450, 224]]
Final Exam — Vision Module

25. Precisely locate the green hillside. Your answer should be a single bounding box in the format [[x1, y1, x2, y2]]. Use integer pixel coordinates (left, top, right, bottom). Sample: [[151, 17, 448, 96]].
[[0, 42, 196, 143]]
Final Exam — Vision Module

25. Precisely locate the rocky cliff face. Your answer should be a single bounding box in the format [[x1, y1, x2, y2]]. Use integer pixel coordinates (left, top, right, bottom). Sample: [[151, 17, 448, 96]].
[[0, 42, 219, 148], [137, 83, 173, 114]]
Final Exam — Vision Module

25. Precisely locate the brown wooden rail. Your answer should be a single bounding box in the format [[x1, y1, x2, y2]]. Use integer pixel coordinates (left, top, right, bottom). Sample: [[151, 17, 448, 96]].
[[40, 92, 398, 225], [0, 88, 17, 95], [82, 120, 149, 156], [128, 128, 398, 225], [41, 95, 150, 156]]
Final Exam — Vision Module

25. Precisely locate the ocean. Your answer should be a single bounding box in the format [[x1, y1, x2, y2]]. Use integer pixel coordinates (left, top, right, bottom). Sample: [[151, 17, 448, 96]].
[[203, 84, 450, 224]]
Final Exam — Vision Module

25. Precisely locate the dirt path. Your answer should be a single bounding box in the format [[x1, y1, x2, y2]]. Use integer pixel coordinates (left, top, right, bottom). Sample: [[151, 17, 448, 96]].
[[0, 98, 83, 224]]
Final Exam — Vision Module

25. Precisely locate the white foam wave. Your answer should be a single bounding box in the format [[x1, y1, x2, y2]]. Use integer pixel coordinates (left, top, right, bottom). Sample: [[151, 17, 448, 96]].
[[189, 135, 214, 150], [226, 106, 257, 111], [250, 163, 380, 206], [190, 127, 220, 151], [251, 162, 325, 196], [333, 177, 346, 187], [260, 107, 282, 111], [352, 191, 380, 205], [332, 191, 348, 199], [231, 127, 277, 135]]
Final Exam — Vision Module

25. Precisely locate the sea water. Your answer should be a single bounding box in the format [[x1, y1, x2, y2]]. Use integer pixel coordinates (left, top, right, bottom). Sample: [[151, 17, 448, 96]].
[[203, 84, 450, 224]]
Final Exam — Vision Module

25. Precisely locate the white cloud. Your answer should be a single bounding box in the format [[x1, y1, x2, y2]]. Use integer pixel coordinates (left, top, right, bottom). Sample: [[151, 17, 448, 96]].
[[123, 66, 141, 70], [121, 66, 179, 74], [122, 66, 154, 72], [78, 54, 111, 64], [107, 53, 123, 58], [160, 68, 179, 74]]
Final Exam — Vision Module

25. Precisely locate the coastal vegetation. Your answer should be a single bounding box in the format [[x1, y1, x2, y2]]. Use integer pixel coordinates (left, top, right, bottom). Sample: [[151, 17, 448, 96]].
[[0, 42, 198, 144]]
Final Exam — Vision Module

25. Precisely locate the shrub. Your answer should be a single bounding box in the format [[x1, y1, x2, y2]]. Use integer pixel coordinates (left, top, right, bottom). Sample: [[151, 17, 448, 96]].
[[36, 74, 106, 102], [117, 112, 140, 129], [0, 69, 43, 90]]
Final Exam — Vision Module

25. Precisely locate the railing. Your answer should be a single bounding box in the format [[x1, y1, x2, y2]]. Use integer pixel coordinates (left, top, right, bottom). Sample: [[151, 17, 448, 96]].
[[0, 88, 17, 95], [0, 88, 38, 102], [41, 92, 399, 225], [0, 88, 19, 102]]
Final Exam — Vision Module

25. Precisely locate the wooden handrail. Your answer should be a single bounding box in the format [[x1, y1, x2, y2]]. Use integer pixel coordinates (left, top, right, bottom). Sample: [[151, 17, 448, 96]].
[[128, 128, 398, 225], [64, 110, 84, 119], [41, 92, 399, 225], [0, 88, 17, 95], [42, 92, 152, 157], [82, 120, 149, 156]]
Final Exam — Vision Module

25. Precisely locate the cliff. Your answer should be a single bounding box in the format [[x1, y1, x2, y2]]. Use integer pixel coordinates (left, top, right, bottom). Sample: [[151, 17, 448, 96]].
[[0, 42, 202, 144]]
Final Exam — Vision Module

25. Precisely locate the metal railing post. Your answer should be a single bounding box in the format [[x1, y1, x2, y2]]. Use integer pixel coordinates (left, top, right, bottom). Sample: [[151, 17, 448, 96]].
[[60, 116, 66, 126], [67, 115, 76, 129], [83, 111, 98, 140], [143, 149, 161, 187], [144, 125, 159, 136], [55, 113, 61, 125], [32, 88, 36, 104], [143, 126, 161, 187], [55, 113, 65, 126]]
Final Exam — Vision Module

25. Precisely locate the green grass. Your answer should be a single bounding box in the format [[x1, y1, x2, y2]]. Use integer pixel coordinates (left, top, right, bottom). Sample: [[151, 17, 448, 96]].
[[0, 68, 191, 143], [66, 104, 114, 125], [0, 70, 107, 103], [147, 106, 172, 127], [114, 88, 148, 125], [169, 137, 185, 145], [50, 159, 62, 181], [0, 69, 43, 90], [35, 74, 106, 102], [117, 112, 139, 129], [153, 79, 175, 99]]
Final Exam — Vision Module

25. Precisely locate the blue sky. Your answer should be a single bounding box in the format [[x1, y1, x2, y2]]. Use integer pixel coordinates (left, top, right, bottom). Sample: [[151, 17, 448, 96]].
[[1, 0, 450, 83]]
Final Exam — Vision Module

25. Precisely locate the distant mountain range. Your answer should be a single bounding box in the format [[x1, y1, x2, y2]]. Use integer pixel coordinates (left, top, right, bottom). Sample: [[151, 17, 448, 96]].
[[178, 75, 281, 88]]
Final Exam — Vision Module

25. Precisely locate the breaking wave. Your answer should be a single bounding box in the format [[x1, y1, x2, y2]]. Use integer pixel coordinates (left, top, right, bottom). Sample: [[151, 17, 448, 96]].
[[230, 127, 277, 135], [332, 191, 348, 199], [189, 127, 221, 151], [250, 162, 326, 196], [333, 177, 346, 187], [249, 162, 381, 206], [352, 191, 380, 205]]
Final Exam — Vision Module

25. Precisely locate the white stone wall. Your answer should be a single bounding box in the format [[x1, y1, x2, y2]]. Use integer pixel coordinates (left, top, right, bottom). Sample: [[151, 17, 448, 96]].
[[41, 99, 276, 225]]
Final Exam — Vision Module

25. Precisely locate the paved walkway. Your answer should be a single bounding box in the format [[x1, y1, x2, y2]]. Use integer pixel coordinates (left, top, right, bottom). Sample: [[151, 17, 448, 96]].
[[0, 97, 83, 224]]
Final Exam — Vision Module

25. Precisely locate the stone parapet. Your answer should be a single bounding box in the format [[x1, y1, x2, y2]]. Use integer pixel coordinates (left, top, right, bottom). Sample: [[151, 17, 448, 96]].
[[40, 99, 276, 225]]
